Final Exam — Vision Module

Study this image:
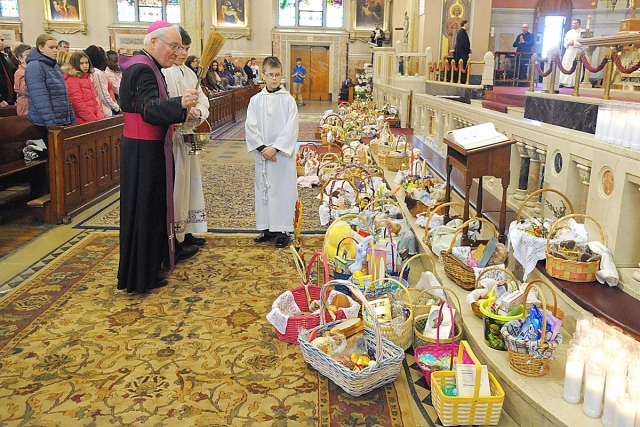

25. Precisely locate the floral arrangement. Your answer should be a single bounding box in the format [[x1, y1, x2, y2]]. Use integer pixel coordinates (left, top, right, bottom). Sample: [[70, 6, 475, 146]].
[[356, 72, 369, 85], [354, 84, 372, 101]]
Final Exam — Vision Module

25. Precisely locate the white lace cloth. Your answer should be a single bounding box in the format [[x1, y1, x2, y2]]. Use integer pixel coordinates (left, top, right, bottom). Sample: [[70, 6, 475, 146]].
[[508, 218, 587, 281], [266, 289, 361, 334]]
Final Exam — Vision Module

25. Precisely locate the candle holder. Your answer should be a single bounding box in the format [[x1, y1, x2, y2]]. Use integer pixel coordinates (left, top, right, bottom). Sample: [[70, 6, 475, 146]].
[[563, 346, 586, 404], [603, 363, 628, 426], [613, 395, 636, 427], [583, 350, 607, 418]]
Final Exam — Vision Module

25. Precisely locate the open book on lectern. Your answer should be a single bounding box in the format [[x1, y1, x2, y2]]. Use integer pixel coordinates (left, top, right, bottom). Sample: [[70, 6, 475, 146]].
[[446, 123, 509, 150]]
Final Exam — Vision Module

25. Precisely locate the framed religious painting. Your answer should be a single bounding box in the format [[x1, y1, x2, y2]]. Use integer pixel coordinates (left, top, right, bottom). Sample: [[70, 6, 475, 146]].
[[42, 0, 87, 34], [211, 0, 250, 39], [350, 0, 390, 42]]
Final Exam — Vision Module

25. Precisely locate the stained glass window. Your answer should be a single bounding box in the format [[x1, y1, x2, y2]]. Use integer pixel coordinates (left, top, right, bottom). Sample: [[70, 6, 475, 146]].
[[0, 0, 20, 18], [116, 0, 180, 24], [278, 0, 343, 28]]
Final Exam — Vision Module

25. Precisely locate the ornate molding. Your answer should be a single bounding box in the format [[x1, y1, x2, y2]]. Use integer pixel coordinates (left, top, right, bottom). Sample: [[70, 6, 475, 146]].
[[211, 26, 251, 40]]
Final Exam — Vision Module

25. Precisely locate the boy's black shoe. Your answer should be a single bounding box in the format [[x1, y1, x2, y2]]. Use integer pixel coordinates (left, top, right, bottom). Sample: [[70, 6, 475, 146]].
[[184, 233, 206, 246], [254, 231, 276, 243], [275, 234, 290, 248]]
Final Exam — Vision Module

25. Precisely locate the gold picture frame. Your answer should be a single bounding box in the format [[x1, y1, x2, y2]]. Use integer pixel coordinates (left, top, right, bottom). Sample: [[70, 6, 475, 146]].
[[350, 0, 391, 42], [42, 0, 87, 35], [211, 0, 250, 39]]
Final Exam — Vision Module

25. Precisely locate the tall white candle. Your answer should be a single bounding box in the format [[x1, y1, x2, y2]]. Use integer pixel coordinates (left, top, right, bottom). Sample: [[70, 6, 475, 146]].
[[623, 105, 635, 149], [587, 15, 592, 31], [604, 371, 627, 426], [583, 354, 607, 418], [596, 104, 612, 143], [563, 359, 584, 404], [614, 396, 636, 427]]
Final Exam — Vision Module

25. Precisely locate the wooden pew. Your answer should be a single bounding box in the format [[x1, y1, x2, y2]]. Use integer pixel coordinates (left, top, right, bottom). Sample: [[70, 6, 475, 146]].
[[46, 116, 123, 224], [205, 85, 260, 133], [0, 105, 17, 118], [0, 115, 48, 223]]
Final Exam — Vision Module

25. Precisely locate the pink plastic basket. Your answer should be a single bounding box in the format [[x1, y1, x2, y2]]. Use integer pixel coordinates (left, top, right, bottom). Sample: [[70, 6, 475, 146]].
[[413, 301, 472, 386]]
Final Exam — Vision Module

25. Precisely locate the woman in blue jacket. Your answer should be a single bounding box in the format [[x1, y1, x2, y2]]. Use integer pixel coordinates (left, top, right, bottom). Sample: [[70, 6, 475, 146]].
[[25, 33, 75, 142]]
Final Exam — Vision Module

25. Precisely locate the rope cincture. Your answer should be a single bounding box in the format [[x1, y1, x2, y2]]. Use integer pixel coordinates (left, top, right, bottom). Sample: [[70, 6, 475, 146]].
[[534, 60, 553, 78]]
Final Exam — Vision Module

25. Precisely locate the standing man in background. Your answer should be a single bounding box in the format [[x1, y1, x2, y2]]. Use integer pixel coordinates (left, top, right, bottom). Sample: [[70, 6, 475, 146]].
[[513, 23, 534, 80], [292, 57, 306, 107], [453, 20, 471, 84], [559, 19, 584, 88], [105, 50, 122, 100]]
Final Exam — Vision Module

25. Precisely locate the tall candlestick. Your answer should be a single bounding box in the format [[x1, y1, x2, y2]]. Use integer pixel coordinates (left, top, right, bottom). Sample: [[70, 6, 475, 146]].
[[604, 366, 627, 427], [564, 359, 584, 404], [586, 15, 591, 31]]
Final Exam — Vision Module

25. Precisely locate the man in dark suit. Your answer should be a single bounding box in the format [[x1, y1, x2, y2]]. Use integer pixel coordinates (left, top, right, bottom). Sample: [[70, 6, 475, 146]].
[[453, 20, 471, 84], [513, 23, 534, 80]]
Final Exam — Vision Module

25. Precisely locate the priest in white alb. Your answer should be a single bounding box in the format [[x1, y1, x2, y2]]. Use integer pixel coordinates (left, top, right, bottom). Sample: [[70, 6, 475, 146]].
[[245, 56, 299, 249], [559, 19, 584, 88], [162, 27, 210, 248]]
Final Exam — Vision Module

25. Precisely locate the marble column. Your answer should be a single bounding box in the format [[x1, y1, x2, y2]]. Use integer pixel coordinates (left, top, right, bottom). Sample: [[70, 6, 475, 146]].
[[526, 144, 540, 207], [513, 142, 530, 202], [181, 0, 203, 56], [576, 164, 591, 214], [581, 47, 594, 89], [534, 148, 547, 215]]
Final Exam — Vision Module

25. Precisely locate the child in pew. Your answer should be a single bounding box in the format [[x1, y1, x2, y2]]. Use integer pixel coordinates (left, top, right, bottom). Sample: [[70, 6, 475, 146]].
[[62, 51, 104, 124]]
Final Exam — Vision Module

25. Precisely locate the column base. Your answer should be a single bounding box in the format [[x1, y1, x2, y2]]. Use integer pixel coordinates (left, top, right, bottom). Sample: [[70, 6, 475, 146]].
[[513, 189, 528, 202]]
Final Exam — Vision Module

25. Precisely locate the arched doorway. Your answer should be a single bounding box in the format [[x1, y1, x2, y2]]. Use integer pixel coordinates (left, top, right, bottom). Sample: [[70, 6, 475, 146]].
[[533, 0, 573, 57]]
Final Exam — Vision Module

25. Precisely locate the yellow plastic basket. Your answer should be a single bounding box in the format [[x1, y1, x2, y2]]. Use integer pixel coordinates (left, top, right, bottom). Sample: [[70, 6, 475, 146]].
[[431, 341, 505, 426]]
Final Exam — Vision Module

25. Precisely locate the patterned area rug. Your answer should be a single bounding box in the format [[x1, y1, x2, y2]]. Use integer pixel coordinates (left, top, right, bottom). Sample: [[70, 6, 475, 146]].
[[0, 232, 416, 426], [216, 115, 320, 142], [75, 158, 325, 233]]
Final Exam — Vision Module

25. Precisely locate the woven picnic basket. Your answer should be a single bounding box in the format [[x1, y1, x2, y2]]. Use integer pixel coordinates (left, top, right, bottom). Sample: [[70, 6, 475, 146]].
[[423, 202, 464, 252], [545, 214, 603, 283], [500, 280, 563, 377], [441, 217, 499, 291], [296, 144, 318, 176], [270, 252, 358, 344], [398, 253, 441, 316], [298, 280, 406, 397], [362, 277, 414, 350], [431, 341, 505, 426], [471, 267, 520, 319], [385, 136, 411, 172], [413, 286, 463, 349], [404, 160, 431, 217]]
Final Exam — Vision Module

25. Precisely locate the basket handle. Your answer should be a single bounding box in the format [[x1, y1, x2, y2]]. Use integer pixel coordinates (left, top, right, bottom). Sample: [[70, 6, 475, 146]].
[[446, 217, 499, 253], [325, 212, 372, 236], [320, 279, 384, 362], [427, 285, 463, 323], [526, 279, 558, 318], [520, 282, 548, 347], [335, 236, 358, 258], [456, 340, 483, 399], [425, 201, 464, 230], [399, 253, 439, 285], [475, 267, 520, 291], [516, 188, 574, 222], [362, 276, 413, 321], [363, 197, 404, 215], [435, 301, 456, 369], [305, 251, 330, 286], [545, 213, 604, 254]]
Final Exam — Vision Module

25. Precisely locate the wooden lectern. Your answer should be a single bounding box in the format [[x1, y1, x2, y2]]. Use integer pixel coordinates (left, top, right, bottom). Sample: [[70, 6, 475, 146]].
[[443, 137, 516, 243]]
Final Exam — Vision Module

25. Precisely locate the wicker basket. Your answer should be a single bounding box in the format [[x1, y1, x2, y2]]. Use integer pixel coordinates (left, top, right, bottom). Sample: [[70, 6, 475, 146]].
[[413, 301, 471, 386], [515, 188, 574, 223], [413, 286, 463, 349], [398, 253, 440, 316], [322, 213, 371, 269], [298, 280, 406, 397], [441, 217, 499, 291], [545, 214, 604, 283], [362, 277, 414, 350], [270, 252, 356, 344], [500, 280, 563, 377], [385, 136, 411, 172], [431, 341, 506, 426], [471, 267, 520, 319], [423, 202, 464, 252]]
